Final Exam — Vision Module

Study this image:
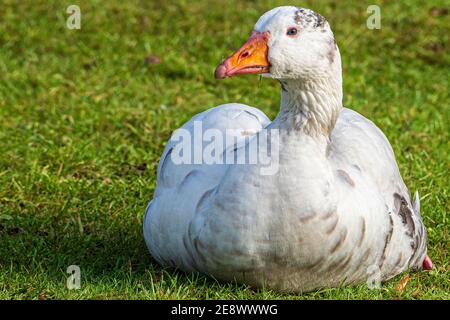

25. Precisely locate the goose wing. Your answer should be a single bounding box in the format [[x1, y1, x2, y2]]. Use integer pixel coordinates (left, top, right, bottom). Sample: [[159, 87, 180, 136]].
[[331, 108, 428, 275], [144, 103, 270, 270]]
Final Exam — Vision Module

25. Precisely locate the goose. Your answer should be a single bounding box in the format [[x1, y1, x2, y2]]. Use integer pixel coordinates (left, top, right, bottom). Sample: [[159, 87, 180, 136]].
[[143, 6, 432, 292]]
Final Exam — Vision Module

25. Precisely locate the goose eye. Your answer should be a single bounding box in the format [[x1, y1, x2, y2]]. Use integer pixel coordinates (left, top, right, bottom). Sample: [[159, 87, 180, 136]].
[[286, 28, 298, 36]]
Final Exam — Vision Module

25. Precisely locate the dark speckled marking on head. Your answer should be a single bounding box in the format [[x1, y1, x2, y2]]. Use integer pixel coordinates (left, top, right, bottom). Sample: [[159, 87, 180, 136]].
[[295, 7, 327, 29], [312, 11, 326, 28], [295, 7, 306, 24]]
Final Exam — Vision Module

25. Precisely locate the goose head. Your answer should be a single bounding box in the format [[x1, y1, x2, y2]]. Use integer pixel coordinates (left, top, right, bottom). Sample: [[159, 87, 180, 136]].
[[215, 6, 340, 82], [215, 6, 343, 136]]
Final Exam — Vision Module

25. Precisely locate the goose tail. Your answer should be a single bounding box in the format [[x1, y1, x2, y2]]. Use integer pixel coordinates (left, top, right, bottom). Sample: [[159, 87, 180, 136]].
[[411, 191, 433, 270], [413, 190, 420, 216]]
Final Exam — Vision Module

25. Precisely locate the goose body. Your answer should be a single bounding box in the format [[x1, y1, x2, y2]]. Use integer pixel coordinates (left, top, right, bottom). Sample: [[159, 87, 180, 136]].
[[144, 6, 431, 292]]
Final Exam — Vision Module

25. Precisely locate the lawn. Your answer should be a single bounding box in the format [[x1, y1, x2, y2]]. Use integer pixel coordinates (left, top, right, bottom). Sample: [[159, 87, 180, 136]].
[[0, 0, 448, 299]]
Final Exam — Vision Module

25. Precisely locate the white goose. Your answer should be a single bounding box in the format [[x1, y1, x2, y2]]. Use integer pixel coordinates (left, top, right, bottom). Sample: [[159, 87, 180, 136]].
[[144, 6, 432, 292]]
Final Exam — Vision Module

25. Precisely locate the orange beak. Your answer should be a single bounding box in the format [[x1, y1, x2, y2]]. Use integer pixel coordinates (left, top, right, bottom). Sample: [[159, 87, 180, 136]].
[[215, 31, 270, 79]]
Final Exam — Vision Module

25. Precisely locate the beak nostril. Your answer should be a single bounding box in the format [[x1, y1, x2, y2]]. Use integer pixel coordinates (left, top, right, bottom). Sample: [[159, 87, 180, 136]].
[[241, 51, 249, 59]]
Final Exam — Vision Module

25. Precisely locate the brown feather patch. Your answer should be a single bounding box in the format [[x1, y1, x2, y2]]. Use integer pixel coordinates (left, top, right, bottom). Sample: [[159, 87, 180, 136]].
[[330, 228, 347, 253], [337, 169, 356, 187]]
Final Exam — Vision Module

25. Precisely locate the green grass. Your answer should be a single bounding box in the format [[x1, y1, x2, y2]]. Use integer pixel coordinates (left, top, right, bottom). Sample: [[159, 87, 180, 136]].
[[0, 0, 448, 299]]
